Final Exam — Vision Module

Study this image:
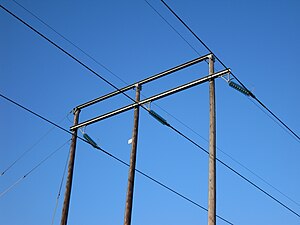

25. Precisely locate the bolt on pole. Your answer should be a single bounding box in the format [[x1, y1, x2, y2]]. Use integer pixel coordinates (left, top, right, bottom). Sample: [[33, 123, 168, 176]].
[[208, 55, 216, 225], [60, 108, 80, 225], [124, 84, 141, 225]]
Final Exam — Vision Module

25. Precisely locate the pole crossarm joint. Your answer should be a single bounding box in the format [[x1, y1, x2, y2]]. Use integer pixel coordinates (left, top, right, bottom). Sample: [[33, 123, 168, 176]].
[[70, 68, 230, 130]]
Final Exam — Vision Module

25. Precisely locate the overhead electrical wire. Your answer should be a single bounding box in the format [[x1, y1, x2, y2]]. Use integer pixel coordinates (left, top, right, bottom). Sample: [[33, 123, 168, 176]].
[[7, 2, 298, 210], [9, 0, 204, 139], [14, 0, 295, 210], [1, 112, 71, 177], [10, 0, 129, 87], [248, 98, 300, 145], [159, 0, 300, 143], [1, 4, 299, 219], [166, 124, 300, 217], [9, 0, 204, 142], [157, 104, 300, 208], [249, 98, 300, 142], [0, 139, 70, 198], [8, 1, 274, 203], [0, 4, 137, 109], [143, 0, 201, 56], [143, 0, 300, 207], [0, 93, 232, 224], [1, 128, 54, 176]]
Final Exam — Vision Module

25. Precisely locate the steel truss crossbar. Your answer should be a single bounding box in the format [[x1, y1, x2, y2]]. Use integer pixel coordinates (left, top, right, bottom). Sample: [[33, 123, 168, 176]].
[[71, 68, 230, 130], [76, 53, 212, 110]]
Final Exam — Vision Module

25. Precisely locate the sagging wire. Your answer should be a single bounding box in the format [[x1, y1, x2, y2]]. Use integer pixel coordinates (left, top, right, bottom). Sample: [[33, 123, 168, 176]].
[[1, 112, 71, 177], [0, 139, 70, 198]]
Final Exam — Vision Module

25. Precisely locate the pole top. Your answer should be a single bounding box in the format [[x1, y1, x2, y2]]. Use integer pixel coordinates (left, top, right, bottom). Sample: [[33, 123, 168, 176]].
[[134, 83, 142, 90], [71, 107, 81, 115], [208, 53, 215, 61]]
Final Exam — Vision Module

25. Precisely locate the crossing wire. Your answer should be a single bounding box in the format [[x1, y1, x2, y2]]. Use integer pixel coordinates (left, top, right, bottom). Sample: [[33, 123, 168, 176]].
[[10, 0, 128, 87], [143, 0, 200, 56], [0, 139, 70, 198], [1, 3, 300, 219], [1, 112, 70, 177], [0, 93, 233, 224], [143, 0, 300, 208], [11, 0, 296, 211], [1, 3, 299, 220], [166, 124, 300, 218], [159, 0, 300, 143]]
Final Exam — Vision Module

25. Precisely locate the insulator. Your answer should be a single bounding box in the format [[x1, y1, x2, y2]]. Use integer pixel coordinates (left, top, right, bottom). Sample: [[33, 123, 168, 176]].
[[228, 81, 251, 96], [83, 133, 98, 148], [149, 110, 169, 126]]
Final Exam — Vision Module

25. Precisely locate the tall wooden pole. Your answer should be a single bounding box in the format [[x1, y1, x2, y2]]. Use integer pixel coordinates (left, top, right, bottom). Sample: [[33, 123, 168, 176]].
[[208, 55, 216, 225], [60, 108, 80, 225], [124, 84, 141, 225]]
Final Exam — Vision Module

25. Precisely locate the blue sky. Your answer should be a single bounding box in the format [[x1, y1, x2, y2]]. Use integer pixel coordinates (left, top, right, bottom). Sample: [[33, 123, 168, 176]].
[[1, 0, 300, 224]]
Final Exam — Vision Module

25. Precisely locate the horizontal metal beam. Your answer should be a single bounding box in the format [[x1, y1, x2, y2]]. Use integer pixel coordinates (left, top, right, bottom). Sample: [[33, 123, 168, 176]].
[[71, 68, 230, 130], [76, 53, 212, 110]]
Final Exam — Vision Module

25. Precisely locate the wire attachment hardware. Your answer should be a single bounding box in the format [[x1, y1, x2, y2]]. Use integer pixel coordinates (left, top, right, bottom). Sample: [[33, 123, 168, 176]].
[[79, 126, 99, 148], [146, 101, 169, 126], [221, 72, 231, 82]]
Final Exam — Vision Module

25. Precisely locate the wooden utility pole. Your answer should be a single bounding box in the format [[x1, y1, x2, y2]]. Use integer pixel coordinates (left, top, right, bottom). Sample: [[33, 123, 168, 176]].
[[60, 108, 80, 225], [124, 84, 141, 225], [208, 55, 216, 225]]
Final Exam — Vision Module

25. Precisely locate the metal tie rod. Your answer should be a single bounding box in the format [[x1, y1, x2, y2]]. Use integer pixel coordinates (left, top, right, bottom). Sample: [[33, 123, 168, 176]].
[[71, 68, 230, 130], [76, 53, 212, 110]]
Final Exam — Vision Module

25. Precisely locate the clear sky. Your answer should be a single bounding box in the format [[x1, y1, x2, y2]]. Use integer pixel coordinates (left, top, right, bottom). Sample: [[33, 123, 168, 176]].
[[1, 0, 300, 224]]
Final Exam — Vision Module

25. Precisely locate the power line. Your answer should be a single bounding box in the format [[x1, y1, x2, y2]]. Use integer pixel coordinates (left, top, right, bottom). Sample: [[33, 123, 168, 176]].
[[217, 143, 300, 208], [165, 125, 300, 218], [143, 0, 201, 56], [1, 128, 54, 176], [10, 0, 129, 86], [161, 100, 300, 208], [0, 93, 232, 224], [1, 4, 299, 219], [143, 0, 300, 206], [0, 4, 138, 109], [0, 139, 70, 198], [1, 2, 200, 132], [159, 0, 300, 143], [91, 145, 233, 224], [252, 96, 300, 142], [2, 91, 300, 221], [248, 98, 300, 144], [0, 3, 164, 129], [9, 0, 208, 145], [159, 0, 213, 56], [1, 112, 70, 177], [144, 0, 300, 209], [11, 0, 213, 144], [0, 93, 73, 136]]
